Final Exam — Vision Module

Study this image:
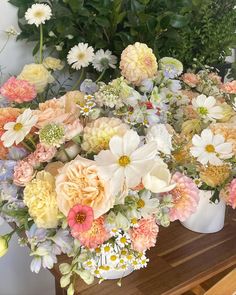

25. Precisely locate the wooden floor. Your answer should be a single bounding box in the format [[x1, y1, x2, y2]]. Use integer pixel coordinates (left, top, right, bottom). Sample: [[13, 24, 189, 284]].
[[53, 208, 236, 295]]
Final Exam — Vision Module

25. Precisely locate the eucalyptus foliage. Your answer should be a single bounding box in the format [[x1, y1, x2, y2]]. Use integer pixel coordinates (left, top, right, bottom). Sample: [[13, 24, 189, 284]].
[[9, 0, 236, 67]]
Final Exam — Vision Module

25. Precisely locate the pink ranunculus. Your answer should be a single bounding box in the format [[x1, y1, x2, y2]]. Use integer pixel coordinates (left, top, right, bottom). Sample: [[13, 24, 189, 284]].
[[33, 143, 57, 163], [224, 179, 236, 209], [129, 217, 159, 252], [182, 73, 200, 87], [13, 160, 35, 186], [0, 77, 36, 103], [221, 81, 236, 94], [67, 204, 94, 232], [72, 216, 110, 249], [167, 172, 199, 222]]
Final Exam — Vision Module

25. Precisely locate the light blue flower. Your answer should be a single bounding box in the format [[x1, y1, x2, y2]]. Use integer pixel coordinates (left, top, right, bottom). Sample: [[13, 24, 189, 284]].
[[167, 79, 181, 92], [139, 79, 154, 93], [50, 229, 73, 255], [26, 224, 47, 246], [80, 79, 98, 94], [7, 147, 28, 161], [0, 182, 18, 201], [0, 160, 16, 181]]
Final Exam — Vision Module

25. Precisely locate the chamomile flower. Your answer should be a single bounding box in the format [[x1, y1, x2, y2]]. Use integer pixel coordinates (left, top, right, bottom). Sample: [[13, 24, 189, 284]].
[[83, 258, 96, 270], [1, 109, 37, 148], [192, 94, 223, 121], [108, 253, 119, 265], [25, 4, 52, 27], [93, 268, 102, 278], [116, 233, 131, 248], [120, 249, 128, 257], [92, 49, 117, 72], [194, 178, 203, 188], [137, 191, 159, 218], [190, 129, 233, 165], [119, 263, 129, 271], [138, 255, 149, 268], [101, 243, 113, 255], [131, 259, 141, 270], [67, 43, 94, 70]]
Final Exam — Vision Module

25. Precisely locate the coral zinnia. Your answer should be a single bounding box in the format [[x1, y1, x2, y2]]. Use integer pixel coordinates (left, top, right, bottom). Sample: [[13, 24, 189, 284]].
[[167, 172, 199, 222], [67, 204, 94, 232], [120, 42, 157, 86]]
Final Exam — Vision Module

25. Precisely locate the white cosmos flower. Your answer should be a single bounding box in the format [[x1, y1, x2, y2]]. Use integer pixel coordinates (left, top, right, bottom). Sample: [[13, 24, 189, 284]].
[[190, 129, 233, 165], [95, 130, 157, 194], [1, 109, 38, 147], [192, 94, 223, 121], [146, 124, 172, 154], [25, 4, 52, 27], [137, 190, 159, 218], [67, 43, 94, 70], [92, 49, 117, 72]]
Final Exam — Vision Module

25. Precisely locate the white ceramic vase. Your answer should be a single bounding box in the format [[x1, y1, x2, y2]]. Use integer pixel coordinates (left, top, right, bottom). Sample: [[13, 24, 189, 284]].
[[181, 190, 226, 234]]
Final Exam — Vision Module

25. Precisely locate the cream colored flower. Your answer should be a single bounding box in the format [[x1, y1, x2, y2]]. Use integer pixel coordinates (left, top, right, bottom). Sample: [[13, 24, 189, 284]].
[[142, 159, 175, 193], [18, 63, 54, 93], [43, 57, 64, 71], [82, 117, 129, 154], [120, 42, 158, 86], [24, 171, 59, 228], [25, 4, 52, 27], [67, 43, 94, 70], [55, 155, 115, 219]]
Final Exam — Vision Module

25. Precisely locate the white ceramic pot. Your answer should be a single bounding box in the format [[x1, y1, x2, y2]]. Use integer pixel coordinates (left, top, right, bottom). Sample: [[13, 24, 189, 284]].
[[181, 190, 226, 233]]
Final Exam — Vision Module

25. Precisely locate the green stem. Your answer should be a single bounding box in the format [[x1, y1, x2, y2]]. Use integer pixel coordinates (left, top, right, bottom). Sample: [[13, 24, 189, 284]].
[[26, 135, 36, 149], [209, 189, 220, 204], [39, 24, 43, 64], [21, 140, 34, 152], [71, 68, 85, 91], [61, 147, 71, 161], [95, 69, 106, 83]]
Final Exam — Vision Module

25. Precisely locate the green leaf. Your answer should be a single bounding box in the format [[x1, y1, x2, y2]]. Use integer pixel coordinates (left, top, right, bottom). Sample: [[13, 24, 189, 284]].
[[170, 14, 189, 28]]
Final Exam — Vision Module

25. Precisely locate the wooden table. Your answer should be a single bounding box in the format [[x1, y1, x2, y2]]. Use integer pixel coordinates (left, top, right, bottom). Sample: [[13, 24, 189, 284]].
[[53, 208, 236, 295]]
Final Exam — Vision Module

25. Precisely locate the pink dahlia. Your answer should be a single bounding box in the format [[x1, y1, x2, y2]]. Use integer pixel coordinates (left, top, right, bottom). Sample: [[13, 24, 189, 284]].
[[224, 179, 236, 209], [0, 77, 36, 103], [72, 216, 110, 249], [67, 204, 94, 232], [168, 172, 199, 222], [129, 217, 159, 252]]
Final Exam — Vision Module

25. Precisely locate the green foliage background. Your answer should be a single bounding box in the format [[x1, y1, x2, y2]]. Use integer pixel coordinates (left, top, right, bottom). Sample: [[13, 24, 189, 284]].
[[9, 0, 236, 67]]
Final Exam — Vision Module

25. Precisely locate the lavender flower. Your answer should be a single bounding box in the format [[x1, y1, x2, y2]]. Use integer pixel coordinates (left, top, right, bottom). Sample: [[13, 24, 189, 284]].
[[7, 147, 28, 161], [0, 160, 16, 181], [80, 79, 98, 94], [0, 182, 18, 201], [26, 224, 47, 246], [49, 229, 73, 254]]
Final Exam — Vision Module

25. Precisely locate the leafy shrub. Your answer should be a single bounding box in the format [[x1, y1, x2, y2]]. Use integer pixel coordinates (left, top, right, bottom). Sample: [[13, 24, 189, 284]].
[[9, 0, 236, 68]]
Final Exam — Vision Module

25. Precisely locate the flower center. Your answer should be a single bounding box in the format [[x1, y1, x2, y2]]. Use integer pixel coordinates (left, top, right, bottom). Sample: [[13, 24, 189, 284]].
[[75, 212, 86, 223], [78, 52, 85, 60], [197, 107, 208, 116], [144, 56, 153, 66], [120, 237, 127, 244], [13, 123, 23, 131], [118, 155, 130, 167], [205, 144, 215, 153], [137, 199, 145, 208], [34, 11, 44, 18], [110, 255, 117, 261]]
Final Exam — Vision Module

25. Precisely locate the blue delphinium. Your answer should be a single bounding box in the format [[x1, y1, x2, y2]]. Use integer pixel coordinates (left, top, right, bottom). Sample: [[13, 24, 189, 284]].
[[0, 160, 16, 181], [80, 79, 98, 94], [7, 146, 28, 161]]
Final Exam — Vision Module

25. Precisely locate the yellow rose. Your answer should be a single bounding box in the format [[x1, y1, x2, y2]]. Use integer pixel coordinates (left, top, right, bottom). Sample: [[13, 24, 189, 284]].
[[56, 155, 115, 219], [23, 171, 59, 228], [0, 236, 8, 257], [18, 63, 54, 93], [43, 57, 64, 71]]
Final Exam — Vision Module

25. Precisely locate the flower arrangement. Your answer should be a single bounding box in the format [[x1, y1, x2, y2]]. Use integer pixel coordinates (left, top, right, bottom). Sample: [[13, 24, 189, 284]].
[[0, 3, 236, 295]]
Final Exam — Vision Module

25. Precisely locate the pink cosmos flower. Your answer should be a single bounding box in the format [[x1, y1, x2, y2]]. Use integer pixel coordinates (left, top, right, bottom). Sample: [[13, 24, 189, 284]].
[[13, 160, 35, 186], [0, 77, 36, 103], [129, 217, 159, 252], [182, 73, 200, 87], [67, 204, 94, 232], [224, 179, 236, 209], [221, 81, 236, 94], [33, 143, 57, 163], [72, 216, 110, 249], [167, 172, 199, 222]]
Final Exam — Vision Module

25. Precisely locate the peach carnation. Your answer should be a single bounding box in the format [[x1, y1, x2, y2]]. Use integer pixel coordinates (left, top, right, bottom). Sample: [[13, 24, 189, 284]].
[[120, 42, 158, 86], [221, 81, 236, 94], [56, 155, 115, 219], [65, 119, 83, 141], [13, 160, 35, 186], [182, 73, 200, 87], [72, 216, 110, 249], [0, 77, 36, 103], [129, 217, 159, 252], [33, 143, 57, 163], [223, 179, 236, 209], [167, 172, 199, 222]]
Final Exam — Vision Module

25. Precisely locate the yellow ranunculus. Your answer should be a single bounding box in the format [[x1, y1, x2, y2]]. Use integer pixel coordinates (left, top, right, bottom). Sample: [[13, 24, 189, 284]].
[[18, 63, 54, 93], [23, 171, 59, 228], [0, 236, 9, 257], [43, 57, 64, 71]]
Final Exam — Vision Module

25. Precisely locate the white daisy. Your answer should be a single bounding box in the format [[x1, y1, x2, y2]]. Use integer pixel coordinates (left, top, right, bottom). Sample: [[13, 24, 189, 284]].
[[95, 130, 157, 194], [190, 129, 233, 165], [101, 243, 113, 255], [192, 94, 223, 121], [67, 43, 94, 70], [25, 4, 52, 27], [83, 259, 96, 270], [116, 233, 131, 248], [146, 124, 172, 155], [1, 109, 38, 148], [108, 253, 119, 265], [137, 190, 159, 218], [92, 49, 117, 72]]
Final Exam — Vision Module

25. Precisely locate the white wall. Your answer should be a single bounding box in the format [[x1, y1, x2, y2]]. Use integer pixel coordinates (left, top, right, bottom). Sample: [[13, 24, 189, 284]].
[[0, 1, 55, 294]]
